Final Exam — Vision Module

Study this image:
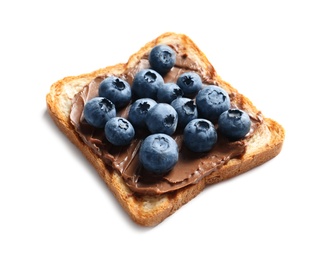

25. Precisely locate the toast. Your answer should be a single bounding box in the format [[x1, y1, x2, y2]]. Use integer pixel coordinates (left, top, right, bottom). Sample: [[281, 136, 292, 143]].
[[46, 32, 285, 226]]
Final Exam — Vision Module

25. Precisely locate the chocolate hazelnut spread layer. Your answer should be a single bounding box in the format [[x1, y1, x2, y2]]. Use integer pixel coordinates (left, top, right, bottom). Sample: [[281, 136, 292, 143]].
[[70, 48, 262, 195]]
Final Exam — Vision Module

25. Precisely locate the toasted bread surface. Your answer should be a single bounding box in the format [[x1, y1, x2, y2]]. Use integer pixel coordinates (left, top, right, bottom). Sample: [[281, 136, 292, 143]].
[[46, 32, 285, 226]]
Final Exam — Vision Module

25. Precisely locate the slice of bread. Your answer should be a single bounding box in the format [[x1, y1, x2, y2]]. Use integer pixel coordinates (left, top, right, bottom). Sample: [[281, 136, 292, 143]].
[[46, 32, 285, 227]]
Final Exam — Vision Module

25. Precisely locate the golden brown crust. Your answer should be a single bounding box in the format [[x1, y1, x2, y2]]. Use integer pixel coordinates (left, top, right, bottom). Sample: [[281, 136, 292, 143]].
[[46, 32, 285, 227]]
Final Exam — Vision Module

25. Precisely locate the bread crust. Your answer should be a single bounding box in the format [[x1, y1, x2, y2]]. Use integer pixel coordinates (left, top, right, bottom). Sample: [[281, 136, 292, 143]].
[[46, 32, 285, 226]]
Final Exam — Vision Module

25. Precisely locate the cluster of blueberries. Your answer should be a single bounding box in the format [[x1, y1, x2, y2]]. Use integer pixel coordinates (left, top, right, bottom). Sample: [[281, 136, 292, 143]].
[[83, 44, 251, 175]]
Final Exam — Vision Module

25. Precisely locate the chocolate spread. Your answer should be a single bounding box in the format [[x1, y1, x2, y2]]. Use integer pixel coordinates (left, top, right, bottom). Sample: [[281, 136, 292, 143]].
[[70, 48, 262, 195]]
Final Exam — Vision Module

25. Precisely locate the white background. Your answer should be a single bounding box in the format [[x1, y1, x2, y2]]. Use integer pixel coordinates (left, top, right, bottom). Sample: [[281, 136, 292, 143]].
[[1, 0, 323, 259]]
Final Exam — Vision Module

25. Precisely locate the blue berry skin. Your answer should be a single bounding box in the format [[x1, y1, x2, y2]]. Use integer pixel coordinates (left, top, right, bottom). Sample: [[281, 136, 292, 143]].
[[146, 103, 178, 135], [196, 85, 230, 123], [98, 76, 131, 108], [218, 109, 251, 141], [139, 133, 179, 175], [132, 69, 164, 100], [149, 44, 176, 75], [170, 97, 198, 129], [176, 72, 202, 98], [104, 117, 135, 146], [157, 82, 183, 103], [83, 97, 116, 128], [183, 118, 217, 153], [127, 98, 157, 130]]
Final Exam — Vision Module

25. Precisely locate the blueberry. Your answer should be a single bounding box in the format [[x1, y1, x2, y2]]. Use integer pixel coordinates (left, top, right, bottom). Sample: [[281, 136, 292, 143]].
[[196, 85, 230, 123], [104, 117, 135, 146], [170, 97, 198, 129], [98, 76, 131, 108], [149, 44, 176, 75], [157, 82, 183, 103], [146, 103, 178, 135], [139, 133, 179, 174], [218, 109, 251, 141], [83, 97, 116, 128], [127, 98, 157, 130], [176, 71, 202, 98], [183, 118, 217, 152], [132, 69, 164, 100]]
